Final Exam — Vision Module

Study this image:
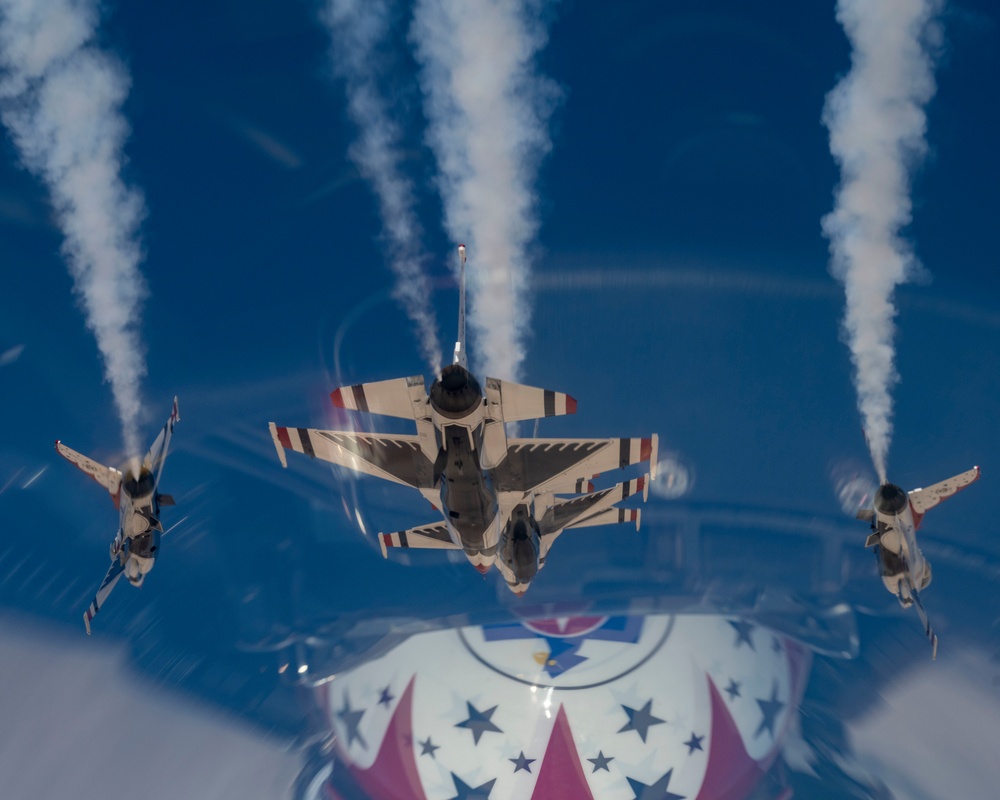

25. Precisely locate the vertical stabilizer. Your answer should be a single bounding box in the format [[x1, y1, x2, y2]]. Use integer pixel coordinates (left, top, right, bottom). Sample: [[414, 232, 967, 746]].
[[453, 244, 468, 368]]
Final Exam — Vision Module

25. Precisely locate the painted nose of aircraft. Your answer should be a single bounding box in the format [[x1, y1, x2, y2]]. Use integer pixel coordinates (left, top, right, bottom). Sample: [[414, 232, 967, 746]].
[[474, 563, 490, 575]]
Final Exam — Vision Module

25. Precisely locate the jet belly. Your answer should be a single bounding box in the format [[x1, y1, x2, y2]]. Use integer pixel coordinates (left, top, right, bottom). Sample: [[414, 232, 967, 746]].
[[437, 423, 499, 559], [495, 504, 540, 596], [873, 491, 929, 597]]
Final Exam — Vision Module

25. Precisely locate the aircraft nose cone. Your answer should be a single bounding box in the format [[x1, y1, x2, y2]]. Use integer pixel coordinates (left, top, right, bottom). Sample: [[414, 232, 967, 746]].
[[474, 563, 490, 575], [513, 589, 527, 597]]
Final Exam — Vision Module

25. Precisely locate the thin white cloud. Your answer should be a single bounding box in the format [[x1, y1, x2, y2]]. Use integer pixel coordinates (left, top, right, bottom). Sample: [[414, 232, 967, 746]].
[[822, 0, 943, 483], [0, 343, 24, 366], [411, 0, 559, 381], [0, 0, 147, 456], [322, 0, 441, 375]]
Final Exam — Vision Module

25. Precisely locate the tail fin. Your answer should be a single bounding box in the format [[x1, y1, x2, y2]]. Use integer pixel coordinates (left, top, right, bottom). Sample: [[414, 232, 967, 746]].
[[55, 441, 122, 499], [454, 244, 467, 369]]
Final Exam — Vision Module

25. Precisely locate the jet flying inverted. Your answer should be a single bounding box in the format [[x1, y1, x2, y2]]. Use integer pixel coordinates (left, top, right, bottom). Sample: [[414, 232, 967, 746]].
[[56, 397, 180, 633], [270, 247, 658, 594], [858, 466, 980, 658]]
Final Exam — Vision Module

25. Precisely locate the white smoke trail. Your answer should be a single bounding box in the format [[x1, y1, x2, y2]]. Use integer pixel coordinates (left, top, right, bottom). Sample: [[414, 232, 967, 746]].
[[322, 0, 441, 375], [411, 0, 558, 381], [0, 0, 147, 457], [822, 0, 942, 484]]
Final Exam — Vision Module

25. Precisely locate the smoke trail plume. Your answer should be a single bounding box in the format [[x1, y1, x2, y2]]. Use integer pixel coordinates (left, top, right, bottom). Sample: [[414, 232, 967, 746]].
[[411, 0, 558, 381], [322, 0, 441, 375], [0, 0, 147, 457], [822, 0, 942, 483]]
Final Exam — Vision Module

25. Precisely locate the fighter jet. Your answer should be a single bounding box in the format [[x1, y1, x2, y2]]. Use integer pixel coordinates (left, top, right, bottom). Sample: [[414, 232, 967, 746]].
[[858, 466, 980, 658], [270, 246, 658, 593], [56, 397, 180, 633]]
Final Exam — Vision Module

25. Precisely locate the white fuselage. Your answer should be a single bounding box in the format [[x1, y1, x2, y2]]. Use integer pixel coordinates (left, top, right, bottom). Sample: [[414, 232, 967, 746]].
[[114, 470, 160, 585], [873, 497, 931, 603]]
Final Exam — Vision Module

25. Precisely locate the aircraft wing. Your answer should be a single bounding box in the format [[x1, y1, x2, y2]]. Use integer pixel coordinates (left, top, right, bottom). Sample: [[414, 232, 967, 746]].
[[83, 558, 126, 635], [493, 435, 658, 494], [378, 523, 461, 558], [538, 476, 648, 535], [909, 466, 980, 516], [906, 577, 939, 660], [269, 425, 436, 490], [144, 396, 180, 489], [54, 442, 122, 497]]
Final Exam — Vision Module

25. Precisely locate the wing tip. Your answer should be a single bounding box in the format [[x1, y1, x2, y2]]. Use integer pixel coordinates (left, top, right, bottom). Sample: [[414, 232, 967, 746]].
[[330, 388, 345, 408], [268, 423, 289, 468], [566, 395, 577, 414], [378, 533, 389, 558]]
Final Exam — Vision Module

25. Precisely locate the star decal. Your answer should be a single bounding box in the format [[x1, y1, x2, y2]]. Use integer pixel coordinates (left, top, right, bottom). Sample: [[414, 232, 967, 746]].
[[419, 736, 440, 758], [509, 751, 535, 773], [683, 732, 704, 754], [754, 680, 785, 739], [588, 751, 614, 772], [336, 690, 367, 750], [724, 679, 741, 700], [448, 773, 496, 800], [626, 767, 685, 800], [618, 700, 665, 743], [377, 686, 395, 707], [455, 701, 503, 745], [728, 619, 756, 650]]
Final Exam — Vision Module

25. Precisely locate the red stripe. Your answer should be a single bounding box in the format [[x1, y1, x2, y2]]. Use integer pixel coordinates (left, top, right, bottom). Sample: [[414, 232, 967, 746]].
[[330, 388, 345, 408], [640, 437, 652, 462], [276, 426, 292, 450], [636, 476, 646, 492], [565, 395, 577, 414]]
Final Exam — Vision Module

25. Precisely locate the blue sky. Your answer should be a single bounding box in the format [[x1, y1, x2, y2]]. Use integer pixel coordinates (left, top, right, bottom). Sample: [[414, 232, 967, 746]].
[[1, 1, 999, 798]]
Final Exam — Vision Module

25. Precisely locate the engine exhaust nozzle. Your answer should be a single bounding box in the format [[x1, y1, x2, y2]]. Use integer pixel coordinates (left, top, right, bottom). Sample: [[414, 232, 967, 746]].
[[874, 483, 908, 516]]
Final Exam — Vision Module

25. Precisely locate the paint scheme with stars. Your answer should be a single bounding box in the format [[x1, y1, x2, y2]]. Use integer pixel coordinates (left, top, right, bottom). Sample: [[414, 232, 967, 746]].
[[320, 613, 811, 798]]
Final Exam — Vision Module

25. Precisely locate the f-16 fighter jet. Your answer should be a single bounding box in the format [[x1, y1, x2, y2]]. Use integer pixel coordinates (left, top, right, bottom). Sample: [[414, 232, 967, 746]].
[[270, 246, 658, 594], [858, 466, 980, 658], [56, 397, 180, 633]]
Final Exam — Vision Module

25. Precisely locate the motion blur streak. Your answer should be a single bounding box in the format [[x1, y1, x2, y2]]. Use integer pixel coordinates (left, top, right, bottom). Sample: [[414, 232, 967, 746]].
[[822, 0, 943, 483], [411, 0, 558, 380], [0, 0, 147, 457], [322, 0, 442, 375]]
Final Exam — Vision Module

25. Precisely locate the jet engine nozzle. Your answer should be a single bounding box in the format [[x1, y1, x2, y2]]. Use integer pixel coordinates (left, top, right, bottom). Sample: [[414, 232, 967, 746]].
[[874, 483, 908, 515], [430, 364, 483, 419]]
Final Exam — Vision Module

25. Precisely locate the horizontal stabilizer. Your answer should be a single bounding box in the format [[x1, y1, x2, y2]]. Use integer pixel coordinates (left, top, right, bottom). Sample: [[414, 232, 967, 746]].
[[909, 466, 980, 516], [157, 493, 175, 507], [864, 531, 880, 548], [484, 377, 576, 423], [378, 523, 460, 558], [331, 376, 428, 420], [55, 441, 122, 498]]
